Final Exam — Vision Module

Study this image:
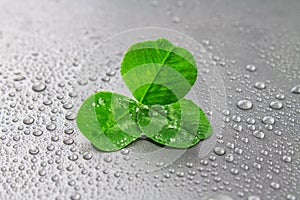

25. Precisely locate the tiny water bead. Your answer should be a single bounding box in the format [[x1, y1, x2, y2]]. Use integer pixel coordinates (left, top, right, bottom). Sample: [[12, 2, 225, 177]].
[[246, 64, 256, 72], [237, 100, 253, 110], [32, 82, 47, 92]]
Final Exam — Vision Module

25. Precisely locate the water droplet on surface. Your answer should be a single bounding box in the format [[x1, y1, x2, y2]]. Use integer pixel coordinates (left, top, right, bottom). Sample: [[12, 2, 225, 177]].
[[46, 122, 57, 131], [104, 157, 112, 163], [33, 129, 43, 137], [246, 64, 256, 72], [269, 100, 283, 110], [63, 137, 74, 145], [106, 71, 116, 76], [47, 144, 55, 151], [253, 130, 265, 139], [274, 130, 282, 136], [32, 82, 46, 92], [68, 154, 78, 161], [77, 79, 88, 86], [206, 194, 233, 200], [63, 102, 73, 109], [214, 147, 226, 156], [262, 116, 275, 124], [247, 195, 261, 200], [71, 193, 81, 200], [121, 149, 129, 155], [270, 181, 280, 190], [13, 74, 26, 81], [23, 116, 35, 125], [225, 154, 234, 162], [237, 100, 253, 110], [254, 82, 266, 90], [64, 129, 74, 135], [282, 155, 292, 163], [275, 93, 285, 100], [98, 98, 105, 106], [83, 152, 93, 160], [51, 175, 59, 182], [29, 146, 39, 155], [291, 85, 300, 94], [65, 112, 76, 120], [172, 16, 181, 23], [230, 168, 239, 175], [101, 77, 110, 82]]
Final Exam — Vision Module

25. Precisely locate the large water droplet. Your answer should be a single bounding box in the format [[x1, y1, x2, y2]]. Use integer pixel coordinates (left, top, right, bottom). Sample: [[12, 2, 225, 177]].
[[65, 112, 76, 120], [63, 137, 74, 145], [225, 154, 234, 162], [253, 130, 265, 139], [214, 147, 226, 156], [291, 85, 300, 94], [83, 152, 93, 160], [33, 129, 43, 137], [32, 82, 46, 92], [246, 64, 256, 72], [262, 116, 275, 124], [237, 100, 253, 110], [282, 155, 292, 163], [254, 82, 266, 90], [13, 74, 26, 81], [29, 146, 39, 155], [46, 122, 57, 131], [270, 181, 280, 190], [269, 100, 283, 110], [23, 116, 35, 125]]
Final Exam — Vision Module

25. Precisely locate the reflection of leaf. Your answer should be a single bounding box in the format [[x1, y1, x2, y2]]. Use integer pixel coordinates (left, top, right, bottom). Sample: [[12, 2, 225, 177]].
[[76, 92, 141, 151], [138, 99, 212, 148], [121, 38, 198, 105]]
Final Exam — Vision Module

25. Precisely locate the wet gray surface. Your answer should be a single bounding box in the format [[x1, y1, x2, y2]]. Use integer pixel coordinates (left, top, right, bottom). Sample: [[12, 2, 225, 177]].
[[0, 0, 299, 199]]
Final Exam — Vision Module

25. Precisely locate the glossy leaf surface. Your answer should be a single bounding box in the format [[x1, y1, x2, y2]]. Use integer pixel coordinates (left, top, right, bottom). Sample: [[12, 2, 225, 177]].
[[76, 92, 141, 151], [121, 38, 198, 105]]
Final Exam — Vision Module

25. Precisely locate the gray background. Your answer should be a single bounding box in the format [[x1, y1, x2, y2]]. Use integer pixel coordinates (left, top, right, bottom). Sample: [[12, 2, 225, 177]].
[[0, 0, 299, 200]]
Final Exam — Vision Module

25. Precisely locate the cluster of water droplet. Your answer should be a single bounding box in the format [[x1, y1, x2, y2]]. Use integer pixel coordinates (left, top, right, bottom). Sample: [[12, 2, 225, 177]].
[[0, 2, 299, 199]]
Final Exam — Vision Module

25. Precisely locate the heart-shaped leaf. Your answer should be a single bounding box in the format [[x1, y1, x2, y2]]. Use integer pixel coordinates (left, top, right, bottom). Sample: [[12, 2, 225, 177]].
[[121, 38, 198, 105], [76, 91, 141, 151], [137, 98, 212, 148]]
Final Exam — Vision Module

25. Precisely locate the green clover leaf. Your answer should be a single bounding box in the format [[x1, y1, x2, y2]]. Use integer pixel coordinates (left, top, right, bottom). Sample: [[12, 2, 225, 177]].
[[76, 38, 212, 151], [137, 98, 212, 148], [121, 38, 197, 105], [76, 92, 141, 151]]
